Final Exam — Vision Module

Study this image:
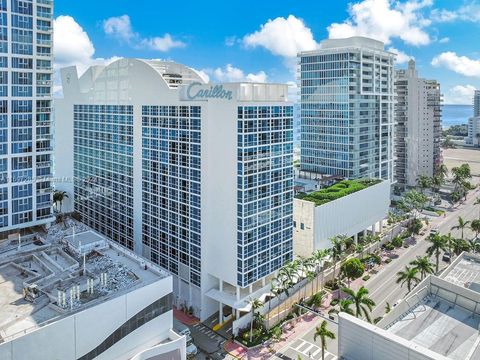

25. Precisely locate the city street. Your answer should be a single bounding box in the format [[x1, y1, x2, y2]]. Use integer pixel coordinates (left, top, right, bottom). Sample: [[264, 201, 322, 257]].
[[272, 185, 480, 360]]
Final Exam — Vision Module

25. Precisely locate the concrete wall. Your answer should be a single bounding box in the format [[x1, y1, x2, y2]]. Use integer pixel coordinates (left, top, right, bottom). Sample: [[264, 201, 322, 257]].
[[294, 181, 390, 256], [0, 277, 180, 360], [338, 313, 448, 360]]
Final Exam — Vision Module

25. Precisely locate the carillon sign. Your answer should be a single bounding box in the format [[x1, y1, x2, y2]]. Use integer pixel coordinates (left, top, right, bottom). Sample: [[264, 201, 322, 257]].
[[183, 82, 234, 101]]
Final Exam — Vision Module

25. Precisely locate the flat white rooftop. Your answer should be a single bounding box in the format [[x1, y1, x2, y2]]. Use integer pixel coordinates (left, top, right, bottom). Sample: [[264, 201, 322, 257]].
[[386, 296, 480, 359], [442, 256, 480, 292], [0, 228, 169, 343]]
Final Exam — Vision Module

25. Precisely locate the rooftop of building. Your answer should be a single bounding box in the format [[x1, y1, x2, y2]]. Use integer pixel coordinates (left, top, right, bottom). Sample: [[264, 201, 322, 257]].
[[0, 220, 169, 343], [376, 252, 480, 359], [385, 295, 480, 359], [299, 36, 394, 55], [295, 178, 382, 206], [440, 253, 480, 292]]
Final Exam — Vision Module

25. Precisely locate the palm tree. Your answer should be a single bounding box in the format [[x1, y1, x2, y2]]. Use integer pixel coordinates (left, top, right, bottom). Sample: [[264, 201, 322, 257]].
[[475, 197, 480, 219], [330, 235, 345, 279], [313, 320, 336, 360], [341, 286, 376, 323], [312, 249, 329, 293], [471, 219, 480, 241], [436, 163, 449, 180], [53, 190, 69, 212], [416, 175, 432, 194], [396, 266, 421, 293], [451, 216, 471, 240], [306, 290, 327, 310], [248, 298, 263, 343], [426, 234, 448, 272], [410, 256, 434, 280]]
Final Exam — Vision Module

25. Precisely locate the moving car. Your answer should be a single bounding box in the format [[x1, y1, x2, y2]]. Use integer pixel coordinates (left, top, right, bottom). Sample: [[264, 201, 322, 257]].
[[442, 252, 451, 262]]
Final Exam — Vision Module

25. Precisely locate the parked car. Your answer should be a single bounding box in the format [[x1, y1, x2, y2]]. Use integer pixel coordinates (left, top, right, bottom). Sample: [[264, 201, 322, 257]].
[[442, 252, 451, 262], [430, 229, 439, 236], [173, 319, 198, 357]]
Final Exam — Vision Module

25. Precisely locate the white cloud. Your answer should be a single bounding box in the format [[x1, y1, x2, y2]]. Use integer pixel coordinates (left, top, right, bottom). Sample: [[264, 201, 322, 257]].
[[243, 15, 318, 58], [141, 34, 186, 52], [103, 15, 185, 52], [54, 15, 95, 72], [431, 52, 480, 78], [103, 15, 135, 43], [431, 4, 480, 23], [327, 0, 433, 46], [444, 85, 477, 105], [192, 69, 210, 83], [438, 37, 450, 44], [225, 36, 237, 47], [54, 16, 121, 96], [388, 47, 414, 64], [202, 64, 267, 83]]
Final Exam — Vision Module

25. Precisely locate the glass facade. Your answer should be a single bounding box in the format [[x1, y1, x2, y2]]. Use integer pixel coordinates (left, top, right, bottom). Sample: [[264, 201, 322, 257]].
[[0, 0, 53, 230], [73, 104, 134, 250], [236, 105, 294, 287], [141, 105, 202, 288], [299, 50, 394, 180]]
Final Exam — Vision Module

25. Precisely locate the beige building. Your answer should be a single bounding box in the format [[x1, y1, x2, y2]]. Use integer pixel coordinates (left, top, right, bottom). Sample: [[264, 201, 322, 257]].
[[394, 60, 442, 188]]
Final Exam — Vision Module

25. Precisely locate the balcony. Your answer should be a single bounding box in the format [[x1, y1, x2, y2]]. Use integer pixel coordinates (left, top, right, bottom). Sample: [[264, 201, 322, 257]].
[[36, 120, 51, 127], [37, 187, 53, 194], [36, 107, 51, 113], [36, 161, 52, 168], [37, 39, 52, 46], [37, 12, 53, 20], [37, 147, 53, 153], [36, 80, 52, 86], [37, 0, 53, 5], [37, 26, 52, 33], [36, 134, 53, 141]]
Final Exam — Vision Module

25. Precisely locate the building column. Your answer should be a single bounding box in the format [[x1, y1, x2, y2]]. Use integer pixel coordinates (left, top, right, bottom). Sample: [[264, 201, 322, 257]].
[[219, 302, 223, 322], [236, 287, 240, 301], [380, 219, 384, 231], [354, 233, 358, 245], [249, 284, 253, 294], [372, 223, 376, 234], [236, 309, 240, 319], [262, 277, 266, 287]]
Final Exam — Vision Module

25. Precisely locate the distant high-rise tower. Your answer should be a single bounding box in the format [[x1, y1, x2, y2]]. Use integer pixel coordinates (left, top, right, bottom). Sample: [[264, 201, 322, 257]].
[[474, 90, 480, 117], [394, 60, 442, 187], [0, 0, 54, 233], [298, 37, 395, 182]]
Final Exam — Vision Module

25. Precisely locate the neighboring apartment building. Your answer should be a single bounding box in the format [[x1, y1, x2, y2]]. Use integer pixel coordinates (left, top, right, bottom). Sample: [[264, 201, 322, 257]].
[[298, 37, 395, 182], [0, 0, 54, 234], [0, 230, 185, 360], [394, 60, 442, 188], [474, 89, 480, 117], [55, 59, 294, 322], [466, 89, 480, 147]]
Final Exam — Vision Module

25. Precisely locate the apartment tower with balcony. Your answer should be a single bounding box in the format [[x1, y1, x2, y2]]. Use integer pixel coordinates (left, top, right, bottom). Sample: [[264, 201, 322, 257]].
[[394, 60, 442, 188], [299, 37, 395, 182], [0, 0, 54, 234]]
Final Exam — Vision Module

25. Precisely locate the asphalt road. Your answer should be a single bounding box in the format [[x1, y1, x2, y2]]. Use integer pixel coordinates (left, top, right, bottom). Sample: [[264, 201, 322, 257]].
[[273, 186, 480, 360]]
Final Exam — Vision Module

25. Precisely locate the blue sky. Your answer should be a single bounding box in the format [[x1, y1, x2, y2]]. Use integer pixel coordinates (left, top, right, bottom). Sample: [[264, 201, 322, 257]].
[[54, 0, 480, 104]]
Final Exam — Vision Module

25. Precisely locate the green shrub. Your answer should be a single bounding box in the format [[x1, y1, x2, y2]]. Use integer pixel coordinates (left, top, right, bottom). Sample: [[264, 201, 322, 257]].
[[391, 236, 403, 248], [385, 258, 392, 264], [330, 298, 339, 306], [362, 274, 371, 281], [296, 179, 382, 206]]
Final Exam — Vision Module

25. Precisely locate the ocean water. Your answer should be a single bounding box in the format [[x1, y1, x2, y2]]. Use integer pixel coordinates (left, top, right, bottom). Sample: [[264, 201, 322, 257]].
[[442, 104, 472, 128]]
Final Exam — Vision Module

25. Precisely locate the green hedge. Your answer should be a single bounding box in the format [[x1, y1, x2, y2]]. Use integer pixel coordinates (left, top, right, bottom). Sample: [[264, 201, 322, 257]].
[[296, 179, 382, 206]]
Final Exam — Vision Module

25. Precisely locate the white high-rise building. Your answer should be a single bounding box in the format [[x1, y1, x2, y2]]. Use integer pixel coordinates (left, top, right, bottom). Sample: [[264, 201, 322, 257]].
[[467, 89, 480, 147], [474, 89, 480, 117], [55, 59, 294, 324], [394, 60, 442, 188], [0, 0, 54, 234], [299, 37, 395, 182]]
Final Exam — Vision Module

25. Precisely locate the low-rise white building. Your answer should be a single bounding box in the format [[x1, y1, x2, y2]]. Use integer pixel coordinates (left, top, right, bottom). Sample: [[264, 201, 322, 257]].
[[339, 252, 480, 360], [465, 116, 480, 147], [0, 230, 185, 360], [293, 179, 390, 257]]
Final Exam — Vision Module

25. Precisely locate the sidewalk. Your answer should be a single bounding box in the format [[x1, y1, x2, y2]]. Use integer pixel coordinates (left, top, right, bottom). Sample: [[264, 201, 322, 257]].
[[173, 306, 199, 326], [224, 313, 320, 360]]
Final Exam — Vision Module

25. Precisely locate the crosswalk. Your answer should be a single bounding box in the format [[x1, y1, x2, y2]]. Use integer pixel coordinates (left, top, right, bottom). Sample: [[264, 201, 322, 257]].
[[192, 322, 222, 341], [288, 338, 337, 360]]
